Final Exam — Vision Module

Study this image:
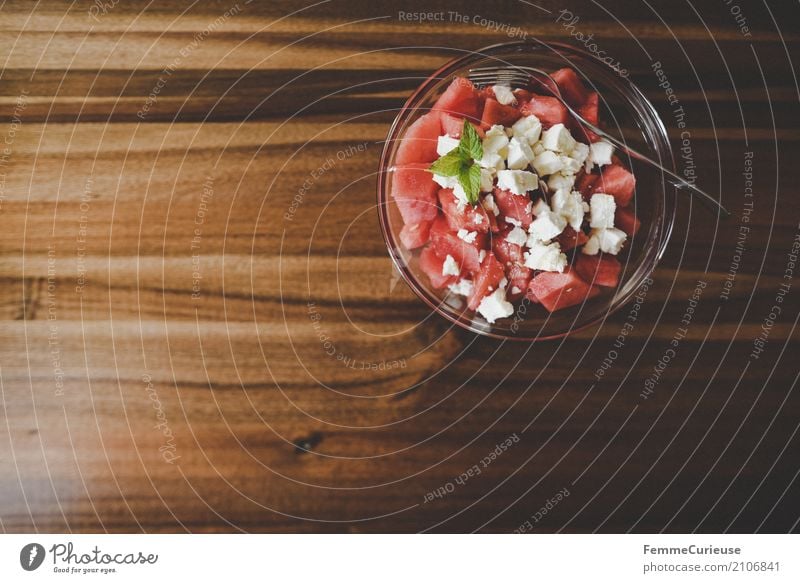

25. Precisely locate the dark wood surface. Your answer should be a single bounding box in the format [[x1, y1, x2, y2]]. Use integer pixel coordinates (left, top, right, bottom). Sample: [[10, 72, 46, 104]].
[[0, 0, 798, 533]]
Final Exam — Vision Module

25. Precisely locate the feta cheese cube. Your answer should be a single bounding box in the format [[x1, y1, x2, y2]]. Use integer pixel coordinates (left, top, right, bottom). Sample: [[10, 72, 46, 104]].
[[479, 151, 505, 172], [496, 169, 538, 195], [532, 150, 564, 176], [528, 208, 566, 242], [457, 229, 478, 243], [511, 115, 542, 145], [559, 154, 582, 175], [524, 240, 567, 272], [483, 125, 509, 157], [584, 228, 627, 255], [589, 193, 617, 229], [477, 287, 515, 323], [571, 142, 590, 166], [442, 254, 460, 276], [551, 189, 586, 231], [547, 172, 576, 193], [479, 168, 494, 192], [492, 84, 516, 106], [506, 137, 535, 170], [532, 142, 545, 156], [448, 279, 474, 297], [589, 140, 614, 167], [541, 123, 577, 153], [506, 226, 528, 246], [482, 193, 500, 216], [436, 134, 460, 157]]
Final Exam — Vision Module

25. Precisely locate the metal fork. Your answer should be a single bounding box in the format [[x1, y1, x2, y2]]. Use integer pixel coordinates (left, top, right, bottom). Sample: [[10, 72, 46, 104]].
[[468, 66, 730, 217]]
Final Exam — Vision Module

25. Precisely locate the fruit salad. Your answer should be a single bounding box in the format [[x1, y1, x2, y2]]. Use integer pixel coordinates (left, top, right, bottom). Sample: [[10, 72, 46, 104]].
[[391, 67, 641, 324]]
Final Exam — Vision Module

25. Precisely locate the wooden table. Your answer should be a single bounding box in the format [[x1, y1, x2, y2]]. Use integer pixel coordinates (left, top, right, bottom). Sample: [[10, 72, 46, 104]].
[[1, 0, 798, 533]]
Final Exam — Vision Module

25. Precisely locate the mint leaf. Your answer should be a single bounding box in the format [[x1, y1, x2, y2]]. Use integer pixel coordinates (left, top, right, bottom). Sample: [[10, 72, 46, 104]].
[[429, 150, 464, 177], [459, 119, 483, 161], [458, 163, 482, 205]]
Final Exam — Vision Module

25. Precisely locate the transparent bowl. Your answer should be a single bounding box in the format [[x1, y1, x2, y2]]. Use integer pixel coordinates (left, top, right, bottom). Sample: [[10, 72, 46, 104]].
[[377, 40, 675, 341]]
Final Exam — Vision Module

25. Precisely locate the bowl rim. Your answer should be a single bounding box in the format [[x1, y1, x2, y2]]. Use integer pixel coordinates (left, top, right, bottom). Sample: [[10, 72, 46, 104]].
[[377, 40, 676, 341]]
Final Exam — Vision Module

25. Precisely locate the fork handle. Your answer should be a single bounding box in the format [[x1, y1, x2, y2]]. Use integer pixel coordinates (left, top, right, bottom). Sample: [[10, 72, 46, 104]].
[[576, 118, 730, 217]]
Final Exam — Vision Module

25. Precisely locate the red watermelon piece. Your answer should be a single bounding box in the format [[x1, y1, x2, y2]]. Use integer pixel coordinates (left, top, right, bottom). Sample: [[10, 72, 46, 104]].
[[575, 171, 599, 199], [551, 67, 590, 106], [468, 253, 505, 310], [526, 268, 601, 312], [432, 77, 482, 121], [429, 216, 485, 274], [419, 245, 458, 289], [399, 220, 431, 250], [440, 112, 484, 139], [596, 163, 636, 207], [574, 92, 601, 143], [493, 187, 534, 228], [575, 254, 621, 287], [481, 97, 522, 128], [395, 112, 441, 165], [556, 226, 590, 251], [507, 263, 532, 301], [520, 95, 569, 128], [391, 163, 439, 224], [615, 206, 641, 236], [492, 227, 525, 265], [439, 188, 490, 233]]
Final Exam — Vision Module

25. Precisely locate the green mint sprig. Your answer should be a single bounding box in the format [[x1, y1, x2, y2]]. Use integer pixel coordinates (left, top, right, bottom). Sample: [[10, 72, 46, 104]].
[[429, 119, 483, 205]]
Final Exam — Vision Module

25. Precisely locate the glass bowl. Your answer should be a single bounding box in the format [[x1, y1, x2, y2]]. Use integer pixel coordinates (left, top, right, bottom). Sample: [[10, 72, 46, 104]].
[[377, 40, 675, 341]]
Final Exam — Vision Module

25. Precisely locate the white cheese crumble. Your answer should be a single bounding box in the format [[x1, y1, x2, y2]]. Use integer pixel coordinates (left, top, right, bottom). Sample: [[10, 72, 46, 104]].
[[482, 193, 500, 216], [492, 84, 516, 106], [528, 208, 567, 242], [506, 137, 535, 170], [457, 229, 478, 243], [541, 123, 577, 153], [436, 134, 459, 157], [442, 254, 460, 276], [504, 216, 522, 228], [589, 140, 614, 168], [479, 168, 494, 192], [547, 172, 577, 193], [477, 287, 515, 323], [496, 169, 538, 195], [551, 189, 586, 231], [511, 115, 542, 145], [589, 193, 617, 229], [506, 226, 528, 246], [524, 240, 568, 272], [448, 279, 474, 297], [583, 228, 627, 255], [531, 198, 551, 216], [532, 150, 564, 176]]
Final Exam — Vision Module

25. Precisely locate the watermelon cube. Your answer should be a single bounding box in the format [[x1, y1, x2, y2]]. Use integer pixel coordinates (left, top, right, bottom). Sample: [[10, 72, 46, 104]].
[[432, 77, 482, 121], [575, 171, 599, 199], [419, 245, 458, 289], [575, 254, 622, 287], [615, 206, 641, 236], [556, 226, 589, 251], [506, 263, 532, 301], [391, 163, 439, 224], [520, 95, 569, 128], [493, 187, 534, 228], [596, 163, 636, 207], [492, 227, 525, 265], [438, 188, 490, 233], [395, 112, 441, 165], [399, 220, 432, 250], [429, 216, 485, 274], [468, 253, 505, 310], [440, 112, 484, 139], [481, 97, 522, 129], [526, 268, 601, 312], [574, 91, 601, 143], [551, 67, 590, 107]]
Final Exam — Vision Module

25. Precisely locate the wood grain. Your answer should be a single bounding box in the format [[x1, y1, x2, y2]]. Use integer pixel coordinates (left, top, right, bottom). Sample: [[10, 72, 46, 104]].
[[1, 0, 799, 533]]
